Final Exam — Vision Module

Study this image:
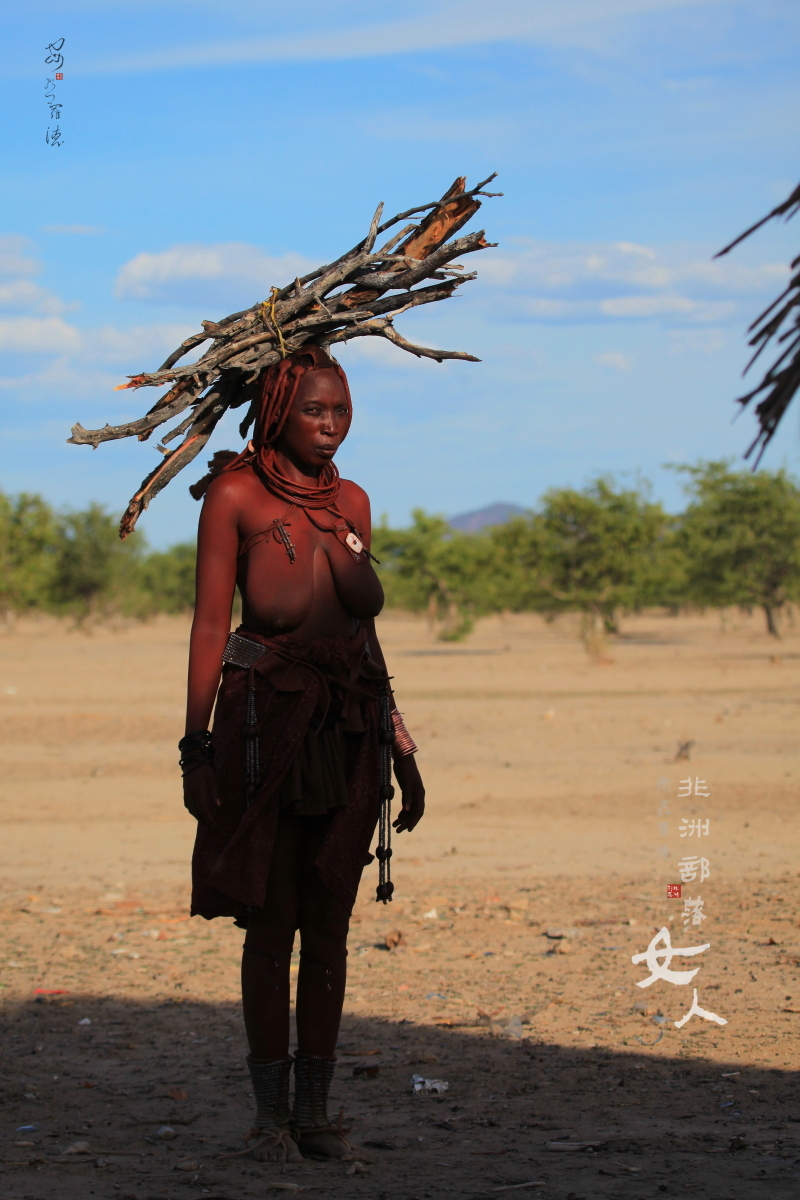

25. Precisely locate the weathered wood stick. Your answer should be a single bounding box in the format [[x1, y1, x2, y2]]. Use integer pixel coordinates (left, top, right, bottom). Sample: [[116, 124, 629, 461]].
[[67, 383, 202, 448], [69, 173, 499, 535], [118, 401, 225, 538]]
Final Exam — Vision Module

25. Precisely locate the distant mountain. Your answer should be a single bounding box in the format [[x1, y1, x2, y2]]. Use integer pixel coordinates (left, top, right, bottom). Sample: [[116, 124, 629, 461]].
[[449, 502, 528, 533]]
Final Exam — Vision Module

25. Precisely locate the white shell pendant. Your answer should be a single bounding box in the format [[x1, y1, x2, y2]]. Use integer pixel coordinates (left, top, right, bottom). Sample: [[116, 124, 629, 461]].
[[345, 531, 363, 555]]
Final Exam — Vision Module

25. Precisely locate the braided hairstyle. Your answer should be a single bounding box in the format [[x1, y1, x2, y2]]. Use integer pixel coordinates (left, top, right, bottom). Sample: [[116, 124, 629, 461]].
[[189, 347, 352, 504]]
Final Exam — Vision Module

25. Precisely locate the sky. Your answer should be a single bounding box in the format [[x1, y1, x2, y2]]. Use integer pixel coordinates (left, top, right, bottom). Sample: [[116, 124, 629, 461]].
[[2, 1, 800, 547]]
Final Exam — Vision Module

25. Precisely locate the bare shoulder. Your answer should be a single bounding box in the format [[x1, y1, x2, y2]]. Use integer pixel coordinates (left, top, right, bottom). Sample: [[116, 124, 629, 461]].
[[339, 477, 371, 508], [339, 478, 372, 523], [203, 464, 260, 514]]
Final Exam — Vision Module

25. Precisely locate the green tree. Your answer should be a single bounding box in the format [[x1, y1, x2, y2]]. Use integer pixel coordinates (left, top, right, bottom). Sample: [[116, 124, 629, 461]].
[[48, 503, 144, 619], [136, 542, 196, 614], [529, 478, 677, 652], [374, 510, 507, 640], [0, 491, 59, 617], [676, 461, 800, 637]]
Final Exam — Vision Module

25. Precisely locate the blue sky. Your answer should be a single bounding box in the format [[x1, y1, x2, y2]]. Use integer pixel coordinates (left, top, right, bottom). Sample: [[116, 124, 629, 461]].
[[2, 1, 799, 546]]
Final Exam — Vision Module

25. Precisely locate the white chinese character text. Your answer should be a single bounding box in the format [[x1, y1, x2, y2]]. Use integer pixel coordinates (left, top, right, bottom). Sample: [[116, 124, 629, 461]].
[[679, 818, 710, 838], [674, 988, 727, 1028], [678, 856, 710, 883], [631, 927, 710, 988], [682, 896, 706, 927]]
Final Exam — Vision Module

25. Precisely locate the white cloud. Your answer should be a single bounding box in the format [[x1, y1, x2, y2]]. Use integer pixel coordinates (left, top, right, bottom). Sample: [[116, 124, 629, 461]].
[[0, 307, 197, 369], [91, 323, 198, 363], [667, 328, 726, 355], [0, 236, 39, 279], [0, 233, 206, 370], [0, 317, 82, 355], [76, 0, 730, 75], [477, 237, 787, 327], [0, 359, 122, 397], [336, 335, 444, 371], [0, 236, 79, 316], [614, 242, 657, 259], [42, 225, 107, 235], [594, 350, 633, 371], [0, 280, 74, 316], [599, 293, 696, 317], [115, 242, 315, 305], [484, 239, 787, 295]]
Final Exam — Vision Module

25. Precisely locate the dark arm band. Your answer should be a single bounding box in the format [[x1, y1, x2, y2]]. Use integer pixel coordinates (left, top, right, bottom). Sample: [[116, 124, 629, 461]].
[[178, 729, 215, 776]]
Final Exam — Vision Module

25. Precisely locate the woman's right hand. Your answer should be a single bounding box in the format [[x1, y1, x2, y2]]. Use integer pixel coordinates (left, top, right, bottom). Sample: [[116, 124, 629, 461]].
[[183, 764, 222, 827]]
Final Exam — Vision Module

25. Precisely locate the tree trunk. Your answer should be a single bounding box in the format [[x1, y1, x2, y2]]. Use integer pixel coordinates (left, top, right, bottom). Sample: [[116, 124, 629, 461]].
[[581, 610, 610, 661], [763, 603, 781, 638], [426, 592, 438, 634]]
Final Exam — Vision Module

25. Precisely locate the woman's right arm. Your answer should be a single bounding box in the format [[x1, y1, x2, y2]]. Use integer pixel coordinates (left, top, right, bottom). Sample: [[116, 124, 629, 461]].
[[183, 476, 240, 825]]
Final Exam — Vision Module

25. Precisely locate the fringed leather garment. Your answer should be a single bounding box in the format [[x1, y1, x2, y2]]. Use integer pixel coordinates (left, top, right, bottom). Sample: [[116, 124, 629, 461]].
[[190, 625, 387, 923]]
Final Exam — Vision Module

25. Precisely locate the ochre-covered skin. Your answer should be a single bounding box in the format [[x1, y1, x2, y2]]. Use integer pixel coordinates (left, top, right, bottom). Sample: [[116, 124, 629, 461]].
[[182, 365, 425, 1134], [182, 366, 423, 838]]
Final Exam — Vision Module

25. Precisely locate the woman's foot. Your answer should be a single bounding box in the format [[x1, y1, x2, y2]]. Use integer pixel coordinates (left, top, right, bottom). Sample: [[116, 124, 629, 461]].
[[297, 1127, 368, 1161], [244, 1056, 297, 1160], [244, 1125, 303, 1163], [291, 1056, 371, 1162]]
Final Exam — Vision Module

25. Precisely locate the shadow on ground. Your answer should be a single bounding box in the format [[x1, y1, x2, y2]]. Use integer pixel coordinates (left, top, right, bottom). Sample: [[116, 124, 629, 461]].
[[2, 993, 799, 1200]]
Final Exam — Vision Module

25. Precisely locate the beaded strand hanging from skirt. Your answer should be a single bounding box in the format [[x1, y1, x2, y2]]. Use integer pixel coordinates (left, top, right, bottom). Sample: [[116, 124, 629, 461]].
[[244, 664, 260, 806], [222, 634, 268, 808], [375, 684, 395, 903]]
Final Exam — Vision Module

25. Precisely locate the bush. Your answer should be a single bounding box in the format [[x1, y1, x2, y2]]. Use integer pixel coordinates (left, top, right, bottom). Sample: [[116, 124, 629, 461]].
[[0, 492, 59, 617], [3, 461, 800, 639], [675, 461, 800, 637], [135, 542, 196, 615], [48, 503, 143, 619], [0, 489, 197, 621]]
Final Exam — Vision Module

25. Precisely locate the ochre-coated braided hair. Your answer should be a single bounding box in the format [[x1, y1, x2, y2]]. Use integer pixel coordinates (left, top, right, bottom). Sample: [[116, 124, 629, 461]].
[[189, 346, 352, 506]]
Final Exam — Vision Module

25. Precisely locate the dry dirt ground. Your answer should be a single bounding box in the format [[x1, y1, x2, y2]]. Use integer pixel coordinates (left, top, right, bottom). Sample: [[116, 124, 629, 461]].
[[1, 608, 799, 1200]]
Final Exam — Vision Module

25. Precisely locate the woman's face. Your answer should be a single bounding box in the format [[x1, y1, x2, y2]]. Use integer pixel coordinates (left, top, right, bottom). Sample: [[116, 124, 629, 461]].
[[275, 369, 351, 471]]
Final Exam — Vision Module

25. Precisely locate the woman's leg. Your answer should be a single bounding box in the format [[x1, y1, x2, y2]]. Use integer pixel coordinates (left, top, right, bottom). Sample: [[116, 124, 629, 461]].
[[294, 817, 351, 1057], [292, 816, 359, 1158], [240, 813, 302, 1161], [241, 814, 300, 1059]]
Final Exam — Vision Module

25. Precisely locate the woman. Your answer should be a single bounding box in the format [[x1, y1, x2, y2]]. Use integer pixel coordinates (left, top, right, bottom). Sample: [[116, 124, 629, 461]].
[[179, 345, 425, 1163]]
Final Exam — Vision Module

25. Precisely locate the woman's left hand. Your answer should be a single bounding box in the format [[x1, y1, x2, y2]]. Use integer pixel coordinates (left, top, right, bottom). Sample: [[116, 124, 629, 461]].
[[392, 754, 425, 833]]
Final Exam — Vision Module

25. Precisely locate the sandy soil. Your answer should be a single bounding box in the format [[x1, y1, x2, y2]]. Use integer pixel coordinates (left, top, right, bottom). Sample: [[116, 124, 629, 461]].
[[1, 608, 799, 1200]]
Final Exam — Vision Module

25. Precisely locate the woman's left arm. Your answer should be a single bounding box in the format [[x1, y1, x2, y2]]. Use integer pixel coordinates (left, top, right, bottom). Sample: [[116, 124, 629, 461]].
[[347, 483, 425, 832], [363, 615, 426, 833]]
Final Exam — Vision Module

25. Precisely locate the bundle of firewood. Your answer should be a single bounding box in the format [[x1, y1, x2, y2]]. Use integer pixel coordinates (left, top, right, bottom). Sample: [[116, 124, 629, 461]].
[[69, 175, 500, 537], [716, 181, 800, 464]]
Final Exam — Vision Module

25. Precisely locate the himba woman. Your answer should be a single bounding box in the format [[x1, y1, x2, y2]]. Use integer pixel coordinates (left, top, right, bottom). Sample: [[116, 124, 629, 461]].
[[179, 345, 425, 1162]]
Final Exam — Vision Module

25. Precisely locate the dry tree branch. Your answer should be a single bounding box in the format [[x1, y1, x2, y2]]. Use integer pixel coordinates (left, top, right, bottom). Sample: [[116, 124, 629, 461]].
[[68, 174, 500, 536], [716, 182, 800, 463]]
